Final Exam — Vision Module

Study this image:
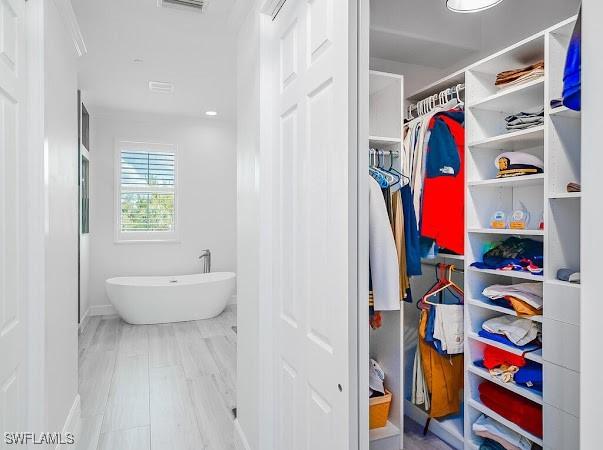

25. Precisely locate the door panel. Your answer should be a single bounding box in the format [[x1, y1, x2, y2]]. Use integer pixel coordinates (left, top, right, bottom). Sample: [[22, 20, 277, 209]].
[[0, 0, 25, 439], [269, 0, 355, 448]]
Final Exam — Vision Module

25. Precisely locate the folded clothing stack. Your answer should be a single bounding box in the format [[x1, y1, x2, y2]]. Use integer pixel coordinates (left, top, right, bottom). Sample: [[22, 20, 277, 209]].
[[495, 61, 545, 89], [505, 107, 544, 131], [473, 414, 532, 450], [470, 237, 543, 275], [482, 283, 543, 317], [479, 381, 543, 438], [478, 344, 543, 390], [480, 315, 541, 347]]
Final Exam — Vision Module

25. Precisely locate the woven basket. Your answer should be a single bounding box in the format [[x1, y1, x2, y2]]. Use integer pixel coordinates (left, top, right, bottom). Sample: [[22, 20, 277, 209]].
[[369, 390, 392, 429]]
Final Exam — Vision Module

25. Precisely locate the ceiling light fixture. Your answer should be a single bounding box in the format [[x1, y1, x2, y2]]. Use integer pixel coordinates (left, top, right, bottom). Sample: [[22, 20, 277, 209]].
[[446, 0, 503, 13], [205, 111, 218, 116]]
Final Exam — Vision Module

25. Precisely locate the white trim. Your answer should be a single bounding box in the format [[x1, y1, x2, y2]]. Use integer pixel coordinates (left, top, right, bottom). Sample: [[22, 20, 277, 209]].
[[114, 140, 180, 243], [88, 304, 117, 316], [56, 395, 81, 450], [26, 0, 48, 434], [50, 0, 87, 57], [234, 419, 252, 450]]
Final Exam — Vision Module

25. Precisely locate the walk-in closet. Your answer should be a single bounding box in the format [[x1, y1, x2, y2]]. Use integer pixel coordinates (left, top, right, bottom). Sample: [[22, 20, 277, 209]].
[[365, 2, 581, 449]]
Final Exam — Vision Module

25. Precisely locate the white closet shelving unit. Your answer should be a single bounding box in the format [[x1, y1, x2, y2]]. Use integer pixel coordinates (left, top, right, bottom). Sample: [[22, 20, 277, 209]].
[[463, 16, 580, 450], [366, 16, 580, 450], [368, 70, 405, 450]]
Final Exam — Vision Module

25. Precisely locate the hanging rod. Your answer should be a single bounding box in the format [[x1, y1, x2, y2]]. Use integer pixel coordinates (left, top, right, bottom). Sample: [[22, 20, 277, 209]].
[[369, 148, 400, 158], [406, 83, 465, 121]]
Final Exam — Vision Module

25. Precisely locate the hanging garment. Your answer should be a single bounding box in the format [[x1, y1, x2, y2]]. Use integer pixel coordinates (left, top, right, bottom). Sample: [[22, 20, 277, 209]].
[[418, 309, 464, 418], [478, 381, 543, 438], [563, 8, 581, 111], [369, 359, 385, 396], [391, 190, 412, 300], [411, 341, 430, 411], [369, 175, 400, 311], [432, 304, 464, 355], [482, 315, 540, 347], [401, 184, 422, 276], [473, 414, 532, 450], [420, 112, 465, 254]]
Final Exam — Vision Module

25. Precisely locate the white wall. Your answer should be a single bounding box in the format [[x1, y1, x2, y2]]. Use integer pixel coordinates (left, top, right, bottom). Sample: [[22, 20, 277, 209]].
[[44, 0, 80, 435], [369, 57, 447, 97], [235, 3, 261, 448], [88, 110, 236, 310]]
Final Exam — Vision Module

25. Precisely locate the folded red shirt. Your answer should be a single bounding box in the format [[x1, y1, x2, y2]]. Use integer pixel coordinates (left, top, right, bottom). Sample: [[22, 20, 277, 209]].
[[478, 381, 542, 438], [483, 344, 526, 370]]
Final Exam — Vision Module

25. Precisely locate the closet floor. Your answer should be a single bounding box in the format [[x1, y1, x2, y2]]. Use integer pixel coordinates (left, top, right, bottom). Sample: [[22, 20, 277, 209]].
[[403, 419, 455, 450], [75, 305, 237, 450]]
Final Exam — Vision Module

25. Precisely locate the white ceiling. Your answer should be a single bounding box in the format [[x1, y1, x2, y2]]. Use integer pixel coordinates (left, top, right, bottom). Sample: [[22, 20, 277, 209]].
[[73, 0, 252, 119], [371, 0, 580, 72]]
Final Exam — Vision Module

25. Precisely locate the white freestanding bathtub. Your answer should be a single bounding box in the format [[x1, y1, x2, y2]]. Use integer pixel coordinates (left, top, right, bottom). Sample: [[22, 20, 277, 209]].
[[105, 272, 235, 325]]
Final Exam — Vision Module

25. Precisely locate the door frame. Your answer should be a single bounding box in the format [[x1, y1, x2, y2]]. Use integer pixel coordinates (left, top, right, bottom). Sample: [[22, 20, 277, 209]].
[[257, 0, 362, 447]]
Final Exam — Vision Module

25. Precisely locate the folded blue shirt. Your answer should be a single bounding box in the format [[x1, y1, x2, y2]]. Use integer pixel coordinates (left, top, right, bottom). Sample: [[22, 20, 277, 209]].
[[477, 329, 541, 352]]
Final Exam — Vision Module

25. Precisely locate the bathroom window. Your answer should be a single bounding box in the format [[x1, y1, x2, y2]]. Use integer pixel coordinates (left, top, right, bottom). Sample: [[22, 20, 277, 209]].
[[115, 141, 178, 242]]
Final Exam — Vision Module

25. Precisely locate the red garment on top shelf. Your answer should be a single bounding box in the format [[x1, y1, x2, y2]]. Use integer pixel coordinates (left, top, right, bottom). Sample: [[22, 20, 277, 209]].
[[420, 114, 465, 254], [478, 381, 543, 438]]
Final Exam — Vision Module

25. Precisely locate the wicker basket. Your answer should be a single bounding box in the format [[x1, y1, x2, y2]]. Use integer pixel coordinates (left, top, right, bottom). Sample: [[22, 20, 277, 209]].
[[369, 390, 392, 429]]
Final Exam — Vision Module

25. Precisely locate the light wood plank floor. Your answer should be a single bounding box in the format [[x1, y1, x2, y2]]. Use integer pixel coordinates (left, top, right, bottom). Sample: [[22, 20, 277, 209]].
[[75, 305, 452, 450], [75, 305, 237, 450]]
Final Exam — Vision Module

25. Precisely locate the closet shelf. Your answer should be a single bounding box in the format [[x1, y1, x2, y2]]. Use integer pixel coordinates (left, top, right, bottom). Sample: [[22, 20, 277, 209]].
[[467, 174, 544, 189], [468, 228, 544, 236], [467, 297, 543, 323], [467, 399, 543, 447], [369, 420, 400, 442], [468, 78, 544, 112], [467, 364, 543, 405], [468, 267, 544, 282], [468, 126, 545, 150], [549, 105, 581, 119], [548, 192, 581, 199], [369, 136, 402, 147], [546, 279, 581, 289], [468, 332, 543, 364]]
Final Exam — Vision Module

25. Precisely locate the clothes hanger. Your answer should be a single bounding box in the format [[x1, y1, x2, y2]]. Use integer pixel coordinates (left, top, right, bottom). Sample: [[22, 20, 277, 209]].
[[418, 264, 464, 309]]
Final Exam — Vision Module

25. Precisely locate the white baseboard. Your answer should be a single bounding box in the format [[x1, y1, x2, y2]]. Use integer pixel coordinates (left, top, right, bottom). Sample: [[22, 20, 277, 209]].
[[78, 308, 90, 331], [234, 418, 252, 450], [56, 394, 81, 450], [88, 304, 117, 316]]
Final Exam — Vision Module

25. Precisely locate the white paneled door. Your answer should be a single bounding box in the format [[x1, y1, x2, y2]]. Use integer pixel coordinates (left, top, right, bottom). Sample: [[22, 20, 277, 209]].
[[266, 0, 357, 448], [0, 0, 26, 440]]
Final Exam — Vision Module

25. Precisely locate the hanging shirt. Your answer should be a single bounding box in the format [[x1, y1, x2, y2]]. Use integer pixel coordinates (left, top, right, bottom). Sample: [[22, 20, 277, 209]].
[[369, 175, 400, 311], [420, 111, 465, 255]]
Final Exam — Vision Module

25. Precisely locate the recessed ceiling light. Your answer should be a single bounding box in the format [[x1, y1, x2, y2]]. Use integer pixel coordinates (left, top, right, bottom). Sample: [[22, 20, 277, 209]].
[[133, 58, 144, 63], [446, 0, 503, 13], [205, 111, 218, 116]]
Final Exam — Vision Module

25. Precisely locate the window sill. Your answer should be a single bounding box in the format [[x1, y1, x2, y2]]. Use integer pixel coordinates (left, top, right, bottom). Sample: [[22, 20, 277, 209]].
[[114, 239, 181, 245]]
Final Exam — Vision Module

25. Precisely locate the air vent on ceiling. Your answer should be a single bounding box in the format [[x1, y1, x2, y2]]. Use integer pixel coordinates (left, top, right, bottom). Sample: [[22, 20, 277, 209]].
[[158, 0, 208, 13], [149, 81, 175, 94]]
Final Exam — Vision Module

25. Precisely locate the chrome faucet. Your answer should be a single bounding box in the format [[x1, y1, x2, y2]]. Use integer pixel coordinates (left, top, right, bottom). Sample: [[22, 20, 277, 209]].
[[198, 249, 211, 274]]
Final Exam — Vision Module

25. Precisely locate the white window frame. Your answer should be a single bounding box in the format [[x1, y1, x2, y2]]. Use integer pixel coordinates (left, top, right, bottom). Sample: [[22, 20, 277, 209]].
[[114, 140, 179, 243]]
